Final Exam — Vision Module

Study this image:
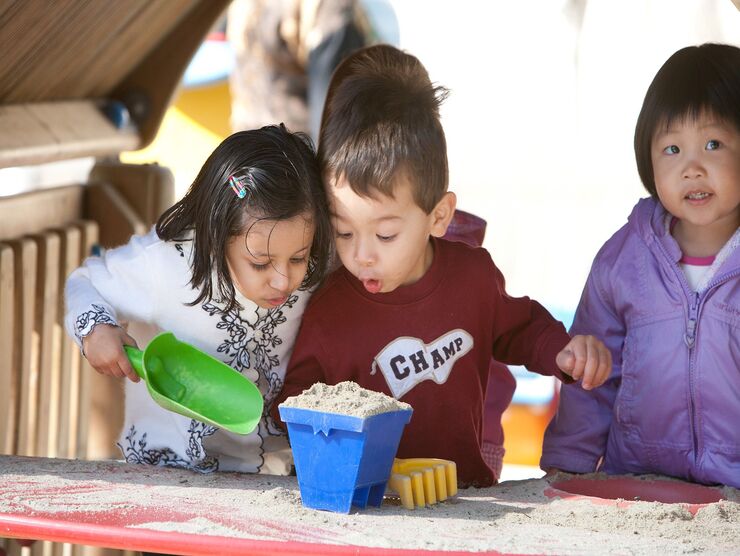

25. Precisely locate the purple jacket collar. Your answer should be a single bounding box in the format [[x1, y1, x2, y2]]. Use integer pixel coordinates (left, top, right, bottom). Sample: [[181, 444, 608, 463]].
[[628, 196, 740, 285]]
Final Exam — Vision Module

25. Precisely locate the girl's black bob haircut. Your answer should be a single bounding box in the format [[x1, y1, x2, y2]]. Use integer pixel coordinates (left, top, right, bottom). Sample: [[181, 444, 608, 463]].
[[634, 43, 740, 197], [156, 124, 331, 313]]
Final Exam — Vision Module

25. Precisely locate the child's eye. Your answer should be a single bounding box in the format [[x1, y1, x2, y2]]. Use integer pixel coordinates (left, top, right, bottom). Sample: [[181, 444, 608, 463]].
[[336, 231, 352, 240], [663, 145, 680, 155], [377, 234, 397, 242], [250, 262, 269, 272], [706, 139, 721, 150], [290, 257, 308, 265]]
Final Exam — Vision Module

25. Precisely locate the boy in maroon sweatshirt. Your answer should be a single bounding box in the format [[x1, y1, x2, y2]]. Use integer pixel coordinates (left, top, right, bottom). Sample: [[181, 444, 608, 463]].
[[272, 45, 611, 487]]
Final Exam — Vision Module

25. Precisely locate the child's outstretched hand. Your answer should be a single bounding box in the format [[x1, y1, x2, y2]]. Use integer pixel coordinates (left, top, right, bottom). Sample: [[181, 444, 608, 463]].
[[82, 324, 141, 382], [555, 335, 612, 390]]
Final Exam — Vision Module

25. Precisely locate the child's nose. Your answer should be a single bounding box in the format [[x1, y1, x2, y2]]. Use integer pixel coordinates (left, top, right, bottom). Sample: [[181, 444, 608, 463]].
[[682, 156, 706, 179], [269, 269, 290, 292], [353, 241, 375, 266]]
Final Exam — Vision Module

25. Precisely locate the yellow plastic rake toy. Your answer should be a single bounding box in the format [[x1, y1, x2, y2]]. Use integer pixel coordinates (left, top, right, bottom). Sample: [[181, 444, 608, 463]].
[[388, 458, 458, 509]]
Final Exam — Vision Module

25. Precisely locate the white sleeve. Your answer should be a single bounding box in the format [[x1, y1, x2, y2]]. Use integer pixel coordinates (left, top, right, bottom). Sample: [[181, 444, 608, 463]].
[[64, 230, 161, 348]]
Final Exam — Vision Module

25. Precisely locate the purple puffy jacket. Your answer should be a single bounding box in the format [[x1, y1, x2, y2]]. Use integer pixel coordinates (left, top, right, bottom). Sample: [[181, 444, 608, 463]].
[[541, 197, 740, 488]]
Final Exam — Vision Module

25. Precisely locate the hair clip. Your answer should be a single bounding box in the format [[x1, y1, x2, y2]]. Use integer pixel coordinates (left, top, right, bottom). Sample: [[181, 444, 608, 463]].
[[229, 175, 247, 199]]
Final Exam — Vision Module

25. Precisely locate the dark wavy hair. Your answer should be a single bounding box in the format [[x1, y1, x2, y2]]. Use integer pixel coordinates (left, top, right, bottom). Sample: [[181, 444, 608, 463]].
[[156, 124, 332, 312], [634, 43, 740, 197], [319, 44, 450, 213]]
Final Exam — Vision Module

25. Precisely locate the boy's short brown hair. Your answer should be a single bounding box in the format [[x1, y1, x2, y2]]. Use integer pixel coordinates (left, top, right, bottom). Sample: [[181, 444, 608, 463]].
[[318, 45, 449, 213]]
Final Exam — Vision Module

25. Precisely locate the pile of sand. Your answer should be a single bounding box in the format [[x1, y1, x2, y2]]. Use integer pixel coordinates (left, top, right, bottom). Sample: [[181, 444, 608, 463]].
[[279, 381, 412, 418]]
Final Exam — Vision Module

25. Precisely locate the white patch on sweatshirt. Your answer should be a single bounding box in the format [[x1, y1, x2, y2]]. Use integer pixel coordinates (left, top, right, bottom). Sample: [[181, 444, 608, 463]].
[[371, 329, 473, 399]]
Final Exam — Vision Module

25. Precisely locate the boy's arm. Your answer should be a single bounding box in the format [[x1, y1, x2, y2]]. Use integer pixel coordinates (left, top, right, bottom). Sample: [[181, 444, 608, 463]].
[[487, 257, 610, 388], [541, 260, 624, 473], [271, 316, 328, 427], [487, 259, 572, 380]]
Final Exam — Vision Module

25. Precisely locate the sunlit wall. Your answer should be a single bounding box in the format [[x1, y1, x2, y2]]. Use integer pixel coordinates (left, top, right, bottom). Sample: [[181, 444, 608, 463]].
[[123, 0, 740, 318], [393, 0, 739, 313]]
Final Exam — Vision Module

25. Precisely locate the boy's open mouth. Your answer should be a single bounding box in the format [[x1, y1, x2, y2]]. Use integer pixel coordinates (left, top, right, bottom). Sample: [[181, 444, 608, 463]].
[[362, 279, 382, 294]]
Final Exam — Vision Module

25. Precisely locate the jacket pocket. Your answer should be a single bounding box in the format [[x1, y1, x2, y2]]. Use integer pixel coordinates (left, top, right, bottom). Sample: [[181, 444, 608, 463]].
[[616, 320, 692, 448]]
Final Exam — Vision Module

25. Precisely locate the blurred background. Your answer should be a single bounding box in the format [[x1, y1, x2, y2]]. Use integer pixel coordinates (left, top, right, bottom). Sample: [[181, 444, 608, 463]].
[[123, 0, 740, 311], [1, 0, 737, 483]]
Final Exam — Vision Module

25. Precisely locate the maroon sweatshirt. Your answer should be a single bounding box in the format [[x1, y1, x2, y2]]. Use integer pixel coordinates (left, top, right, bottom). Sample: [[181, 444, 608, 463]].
[[273, 237, 571, 487]]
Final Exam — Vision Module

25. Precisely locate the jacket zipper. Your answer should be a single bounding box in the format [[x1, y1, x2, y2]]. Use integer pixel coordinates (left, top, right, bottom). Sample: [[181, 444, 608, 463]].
[[684, 291, 700, 469], [683, 294, 698, 348]]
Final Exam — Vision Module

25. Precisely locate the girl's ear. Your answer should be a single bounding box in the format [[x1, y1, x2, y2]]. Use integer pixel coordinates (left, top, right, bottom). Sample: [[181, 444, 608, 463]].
[[430, 191, 457, 238]]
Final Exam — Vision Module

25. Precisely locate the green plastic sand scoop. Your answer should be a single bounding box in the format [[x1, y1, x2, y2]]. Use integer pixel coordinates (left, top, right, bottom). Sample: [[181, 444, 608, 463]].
[[123, 332, 263, 435]]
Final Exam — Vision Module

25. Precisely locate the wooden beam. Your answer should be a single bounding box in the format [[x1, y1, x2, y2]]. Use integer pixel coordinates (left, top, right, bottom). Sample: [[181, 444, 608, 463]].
[[0, 185, 84, 241], [0, 102, 139, 169], [114, 0, 230, 148]]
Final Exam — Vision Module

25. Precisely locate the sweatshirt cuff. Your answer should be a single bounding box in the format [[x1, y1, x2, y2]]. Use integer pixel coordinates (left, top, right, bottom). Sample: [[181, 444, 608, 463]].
[[534, 327, 574, 383], [481, 442, 505, 482], [540, 452, 600, 474]]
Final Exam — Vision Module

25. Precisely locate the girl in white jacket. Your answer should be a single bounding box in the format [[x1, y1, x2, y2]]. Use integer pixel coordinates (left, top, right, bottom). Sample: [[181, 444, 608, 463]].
[[65, 124, 332, 474]]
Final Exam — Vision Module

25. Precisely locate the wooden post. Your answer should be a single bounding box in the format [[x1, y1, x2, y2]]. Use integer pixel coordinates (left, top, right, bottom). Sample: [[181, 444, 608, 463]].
[[55, 226, 81, 459], [11, 239, 38, 457], [0, 245, 16, 455], [33, 232, 61, 459]]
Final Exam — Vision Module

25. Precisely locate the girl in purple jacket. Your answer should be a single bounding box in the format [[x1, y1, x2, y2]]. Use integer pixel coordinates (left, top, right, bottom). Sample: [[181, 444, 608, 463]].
[[541, 43, 740, 488]]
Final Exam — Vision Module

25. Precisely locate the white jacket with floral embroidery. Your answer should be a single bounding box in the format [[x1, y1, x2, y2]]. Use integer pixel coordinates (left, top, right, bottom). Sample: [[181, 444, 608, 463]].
[[65, 227, 311, 474]]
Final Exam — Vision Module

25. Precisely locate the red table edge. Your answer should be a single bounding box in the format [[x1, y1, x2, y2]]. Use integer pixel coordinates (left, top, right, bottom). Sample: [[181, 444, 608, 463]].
[[0, 514, 516, 556]]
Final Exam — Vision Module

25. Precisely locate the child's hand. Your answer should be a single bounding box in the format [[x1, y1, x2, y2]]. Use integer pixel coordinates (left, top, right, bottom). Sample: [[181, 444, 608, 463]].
[[555, 335, 612, 390], [82, 324, 140, 382]]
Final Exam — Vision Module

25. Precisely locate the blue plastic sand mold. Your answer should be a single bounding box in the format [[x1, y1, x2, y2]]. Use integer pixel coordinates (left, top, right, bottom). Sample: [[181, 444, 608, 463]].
[[279, 407, 413, 513]]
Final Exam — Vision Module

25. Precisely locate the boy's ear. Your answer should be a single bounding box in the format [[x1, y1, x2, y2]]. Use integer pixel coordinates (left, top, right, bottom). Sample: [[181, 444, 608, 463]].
[[429, 191, 457, 237]]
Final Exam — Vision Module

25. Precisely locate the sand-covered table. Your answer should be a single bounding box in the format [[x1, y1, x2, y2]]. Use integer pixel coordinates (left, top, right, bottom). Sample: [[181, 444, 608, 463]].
[[0, 455, 737, 555]]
